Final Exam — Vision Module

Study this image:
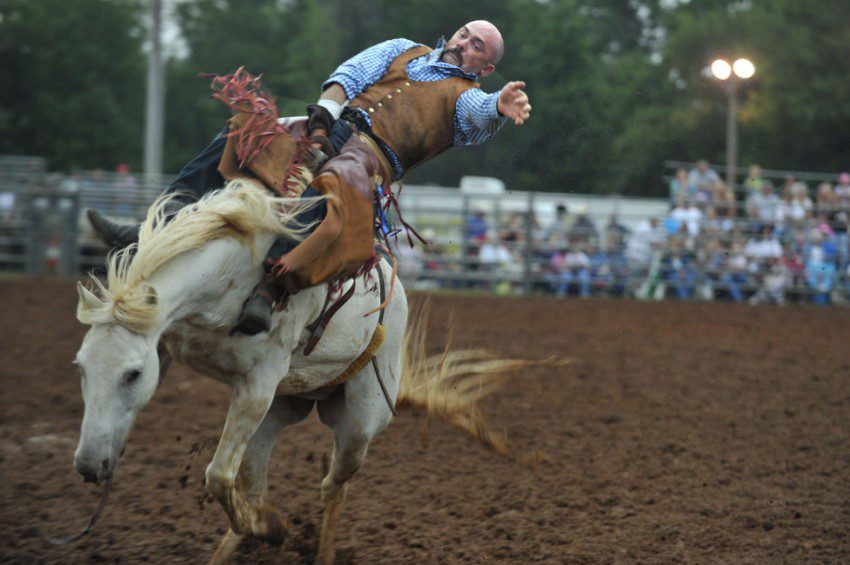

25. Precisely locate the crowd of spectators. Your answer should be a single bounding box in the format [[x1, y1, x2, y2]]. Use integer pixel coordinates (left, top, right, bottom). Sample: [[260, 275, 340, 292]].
[[401, 162, 850, 306], [2, 158, 848, 305]]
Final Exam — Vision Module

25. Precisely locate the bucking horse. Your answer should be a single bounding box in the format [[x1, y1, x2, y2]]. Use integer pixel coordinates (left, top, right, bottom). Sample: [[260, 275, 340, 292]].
[[67, 179, 539, 563]]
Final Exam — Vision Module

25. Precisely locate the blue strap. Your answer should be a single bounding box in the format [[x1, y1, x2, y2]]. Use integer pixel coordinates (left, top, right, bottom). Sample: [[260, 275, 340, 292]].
[[375, 180, 393, 236]]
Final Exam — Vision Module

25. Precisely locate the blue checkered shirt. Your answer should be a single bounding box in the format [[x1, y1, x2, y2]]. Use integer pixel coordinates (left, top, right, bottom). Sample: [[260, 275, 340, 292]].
[[322, 38, 506, 178]]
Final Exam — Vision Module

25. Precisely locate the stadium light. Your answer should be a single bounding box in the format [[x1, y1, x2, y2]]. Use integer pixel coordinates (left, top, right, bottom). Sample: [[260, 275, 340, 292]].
[[711, 59, 732, 80], [732, 58, 755, 79], [709, 57, 756, 186]]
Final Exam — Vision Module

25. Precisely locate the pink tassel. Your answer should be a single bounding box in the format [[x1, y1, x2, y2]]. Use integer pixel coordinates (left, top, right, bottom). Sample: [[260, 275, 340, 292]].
[[199, 67, 289, 168]]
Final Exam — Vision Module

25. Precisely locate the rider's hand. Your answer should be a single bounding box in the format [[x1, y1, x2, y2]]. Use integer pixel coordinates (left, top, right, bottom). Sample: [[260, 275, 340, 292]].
[[497, 81, 532, 126], [310, 128, 328, 151], [306, 104, 338, 158]]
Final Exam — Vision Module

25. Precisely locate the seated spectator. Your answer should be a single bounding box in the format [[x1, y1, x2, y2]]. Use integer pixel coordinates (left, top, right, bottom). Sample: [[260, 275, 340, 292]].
[[711, 181, 737, 220], [464, 208, 489, 242], [805, 241, 837, 306], [749, 257, 789, 306], [704, 206, 733, 235], [527, 209, 545, 244], [823, 187, 849, 271], [626, 217, 666, 265], [478, 230, 518, 293], [845, 264, 850, 302], [0, 188, 15, 224], [588, 243, 612, 295], [813, 214, 835, 239], [782, 244, 806, 291], [568, 203, 598, 243], [783, 175, 808, 200], [815, 182, 837, 215], [500, 212, 526, 246], [661, 240, 698, 300], [835, 172, 850, 203], [478, 230, 513, 268], [744, 224, 783, 273], [553, 243, 591, 298], [391, 228, 425, 282], [662, 213, 681, 238], [775, 187, 807, 237], [831, 216, 849, 272], [687, 160, 721, 199], [669, 167, 694, 204], [603, 240, 629, 295], [603, 213, 630, 252], [463, 208, 489, 273], [746, 181, 779, 231], [545, 204, 569, 242], [743, 164, 765, 195], [628, 218, 668, 300], [791, 181, 814, 212], [670, 198, 703, 238], [720, 242, 750, 303], [547, 246, 566, 292], [417, 227, 450, 278], [112, 163, 139, 217], [699, 238, 725, 300]]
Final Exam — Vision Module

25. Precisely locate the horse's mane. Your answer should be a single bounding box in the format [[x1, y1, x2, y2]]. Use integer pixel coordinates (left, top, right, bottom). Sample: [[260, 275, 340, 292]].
[[77, 179, 319, 332]]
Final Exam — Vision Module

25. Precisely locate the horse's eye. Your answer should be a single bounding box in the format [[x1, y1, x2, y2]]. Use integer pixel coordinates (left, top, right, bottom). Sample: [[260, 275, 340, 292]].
[[124, 369, 142, 385]]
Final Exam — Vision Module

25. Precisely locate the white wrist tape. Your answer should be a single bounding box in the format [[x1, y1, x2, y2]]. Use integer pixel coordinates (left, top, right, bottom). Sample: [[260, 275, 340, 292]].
[[317, 99, 343, 120]]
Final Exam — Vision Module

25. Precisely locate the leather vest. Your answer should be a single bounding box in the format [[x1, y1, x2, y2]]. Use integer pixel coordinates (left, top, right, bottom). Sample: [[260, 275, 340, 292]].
[[349, 45, 479, 174]]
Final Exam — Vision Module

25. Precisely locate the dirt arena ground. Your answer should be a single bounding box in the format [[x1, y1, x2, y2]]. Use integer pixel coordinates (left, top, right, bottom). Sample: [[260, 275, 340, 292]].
[[1, 277, 848, 563]]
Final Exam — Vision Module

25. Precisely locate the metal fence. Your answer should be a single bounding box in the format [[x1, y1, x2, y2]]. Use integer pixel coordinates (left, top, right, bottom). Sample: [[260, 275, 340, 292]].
[[2, 157, 848, 306], [0, 156, 173, 276]]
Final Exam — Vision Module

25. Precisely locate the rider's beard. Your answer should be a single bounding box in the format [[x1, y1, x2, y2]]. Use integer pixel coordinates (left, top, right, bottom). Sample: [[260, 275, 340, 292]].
[[442, 47, 463, 68]]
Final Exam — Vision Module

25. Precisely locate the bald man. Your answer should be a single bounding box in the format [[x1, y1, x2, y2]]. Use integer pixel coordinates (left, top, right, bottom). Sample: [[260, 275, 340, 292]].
[[90, 21, 531, 335]]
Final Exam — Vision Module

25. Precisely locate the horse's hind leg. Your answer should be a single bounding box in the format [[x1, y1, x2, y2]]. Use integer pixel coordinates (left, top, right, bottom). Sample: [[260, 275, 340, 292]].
[[315, 427, 370, 565]]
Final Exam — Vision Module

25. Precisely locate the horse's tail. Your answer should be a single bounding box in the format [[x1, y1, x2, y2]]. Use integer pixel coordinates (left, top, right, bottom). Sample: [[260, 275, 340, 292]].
[[396, 302, 565, 465]]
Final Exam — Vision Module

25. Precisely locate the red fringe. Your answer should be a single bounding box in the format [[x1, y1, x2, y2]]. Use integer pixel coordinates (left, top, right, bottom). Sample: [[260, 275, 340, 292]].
[[199, 67, 289, 168]]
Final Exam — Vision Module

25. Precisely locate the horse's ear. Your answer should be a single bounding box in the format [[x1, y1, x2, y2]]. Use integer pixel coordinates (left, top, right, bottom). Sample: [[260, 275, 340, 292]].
[[77, 281, 101, 311]]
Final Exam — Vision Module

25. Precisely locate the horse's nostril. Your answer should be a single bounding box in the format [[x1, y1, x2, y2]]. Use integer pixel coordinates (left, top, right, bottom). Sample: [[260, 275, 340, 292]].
[[100, 459, 110, 471], [81, 470, 99, 484]]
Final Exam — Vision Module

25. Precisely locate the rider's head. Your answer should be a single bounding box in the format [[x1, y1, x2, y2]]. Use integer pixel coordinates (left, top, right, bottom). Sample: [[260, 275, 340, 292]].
[[441, 20, 504, 78]]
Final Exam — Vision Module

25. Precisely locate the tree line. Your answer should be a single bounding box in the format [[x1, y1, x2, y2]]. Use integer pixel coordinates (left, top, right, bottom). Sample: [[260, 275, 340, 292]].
[[1, 0, 848, 196]]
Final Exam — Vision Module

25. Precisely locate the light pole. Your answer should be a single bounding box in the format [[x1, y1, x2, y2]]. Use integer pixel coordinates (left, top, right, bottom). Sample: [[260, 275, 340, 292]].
[[710, 57, 755, 188], [144, 0, 165, 180]]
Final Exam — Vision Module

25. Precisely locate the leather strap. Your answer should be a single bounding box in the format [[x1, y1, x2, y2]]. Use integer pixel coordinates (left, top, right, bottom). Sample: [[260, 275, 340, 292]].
[[354, 132, 392, 185]]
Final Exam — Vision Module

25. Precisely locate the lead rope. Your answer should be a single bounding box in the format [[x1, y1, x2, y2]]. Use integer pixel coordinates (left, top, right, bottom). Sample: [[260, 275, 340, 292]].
[[372, 263, 397, 417], [46, 477, 112, 545]]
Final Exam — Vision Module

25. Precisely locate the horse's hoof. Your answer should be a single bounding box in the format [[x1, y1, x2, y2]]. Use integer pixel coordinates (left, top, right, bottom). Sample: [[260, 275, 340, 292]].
[[316, 549, 335, 565], [254, 504, 288, 545], [209, 529, 243, 565]]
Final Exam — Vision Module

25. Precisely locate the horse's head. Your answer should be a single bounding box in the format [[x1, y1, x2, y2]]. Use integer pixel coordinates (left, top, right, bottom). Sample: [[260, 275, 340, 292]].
[[73, 309, 161, 485], [71, 181, 312, 484]]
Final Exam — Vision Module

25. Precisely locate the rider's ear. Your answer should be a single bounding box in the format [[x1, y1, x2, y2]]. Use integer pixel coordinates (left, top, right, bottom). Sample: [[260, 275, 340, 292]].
[[479, 63, 495, 78]]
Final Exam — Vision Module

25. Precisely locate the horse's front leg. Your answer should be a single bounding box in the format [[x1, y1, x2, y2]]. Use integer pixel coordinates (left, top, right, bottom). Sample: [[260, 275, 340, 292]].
[[205, 367, 283, 543]]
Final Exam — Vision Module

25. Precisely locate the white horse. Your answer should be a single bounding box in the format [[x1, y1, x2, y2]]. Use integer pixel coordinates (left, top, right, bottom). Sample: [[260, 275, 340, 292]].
[[73, 180, 406, 563]]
